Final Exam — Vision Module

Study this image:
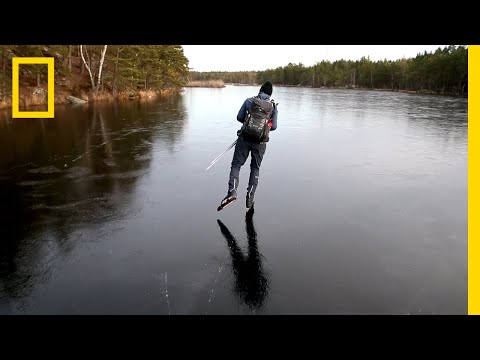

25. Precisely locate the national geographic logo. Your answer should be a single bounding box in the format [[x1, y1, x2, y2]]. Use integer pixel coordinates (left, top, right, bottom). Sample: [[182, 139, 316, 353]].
[[12, 57, 54, 118]]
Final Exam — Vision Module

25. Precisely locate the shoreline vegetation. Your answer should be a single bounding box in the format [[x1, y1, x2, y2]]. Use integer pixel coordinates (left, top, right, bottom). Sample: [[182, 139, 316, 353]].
[[0, 82, 463, 112], [0, 45, 189, 111], [186, 81, 466, 97], [0, 45, 468, 112], [0, 88, 180, 111], [184, 80, 225, 88]]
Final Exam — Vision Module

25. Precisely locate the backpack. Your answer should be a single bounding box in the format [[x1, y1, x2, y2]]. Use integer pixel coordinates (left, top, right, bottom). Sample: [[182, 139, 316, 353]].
[[240, 97, 274, 142]]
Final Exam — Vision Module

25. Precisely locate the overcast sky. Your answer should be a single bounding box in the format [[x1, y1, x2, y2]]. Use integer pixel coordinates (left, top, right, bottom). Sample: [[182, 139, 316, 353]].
[[182, 45, 449, 72]]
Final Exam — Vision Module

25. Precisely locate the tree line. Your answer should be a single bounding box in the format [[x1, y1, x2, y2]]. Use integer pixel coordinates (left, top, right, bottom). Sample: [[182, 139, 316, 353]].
[[190, 46, 468, 95], [0, 45, 189, 101], [0, 45, 468, 104]]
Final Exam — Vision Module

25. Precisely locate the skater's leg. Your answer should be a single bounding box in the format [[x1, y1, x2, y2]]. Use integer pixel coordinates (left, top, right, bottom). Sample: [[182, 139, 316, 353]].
[[246, 143, 266, 208], [228, 138, 250, 194], [219, 139, 250, 209]]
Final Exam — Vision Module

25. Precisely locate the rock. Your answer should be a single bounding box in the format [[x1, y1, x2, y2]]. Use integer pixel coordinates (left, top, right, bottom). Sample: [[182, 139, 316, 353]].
[[59, 78, 70, 87], [33, 87, 47, 97], [66, 96, 87, 104]]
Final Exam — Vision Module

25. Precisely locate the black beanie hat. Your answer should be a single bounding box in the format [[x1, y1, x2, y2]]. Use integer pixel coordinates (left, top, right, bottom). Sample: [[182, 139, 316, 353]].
[[260, 81, 273, 96]]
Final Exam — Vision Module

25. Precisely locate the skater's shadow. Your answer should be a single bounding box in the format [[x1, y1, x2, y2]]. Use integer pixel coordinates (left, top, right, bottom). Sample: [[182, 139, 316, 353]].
[[216, 209, 270, 310]]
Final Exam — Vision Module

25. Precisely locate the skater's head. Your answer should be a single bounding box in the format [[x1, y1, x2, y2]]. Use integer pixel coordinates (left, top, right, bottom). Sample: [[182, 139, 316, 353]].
[[259, 81, 273, 96]]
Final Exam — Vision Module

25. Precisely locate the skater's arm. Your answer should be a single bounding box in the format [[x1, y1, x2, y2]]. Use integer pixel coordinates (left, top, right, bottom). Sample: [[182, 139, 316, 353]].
[[270, 105, 278, 131], [236, 98, 252, 123]]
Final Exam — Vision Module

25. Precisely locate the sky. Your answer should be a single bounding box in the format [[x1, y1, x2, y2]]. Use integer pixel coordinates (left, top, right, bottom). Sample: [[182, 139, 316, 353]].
[[181, 45, 449, 72]]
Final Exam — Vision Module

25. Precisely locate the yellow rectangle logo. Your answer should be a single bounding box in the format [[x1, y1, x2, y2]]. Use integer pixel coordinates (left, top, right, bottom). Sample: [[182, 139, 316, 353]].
[[12, 57, 54, 118], [469, 45, 479, 315]]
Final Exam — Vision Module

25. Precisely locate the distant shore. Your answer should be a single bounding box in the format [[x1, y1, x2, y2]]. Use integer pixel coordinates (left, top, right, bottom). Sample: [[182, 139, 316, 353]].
[[1, 81, 465, 112], [186, 82, 467, 97]]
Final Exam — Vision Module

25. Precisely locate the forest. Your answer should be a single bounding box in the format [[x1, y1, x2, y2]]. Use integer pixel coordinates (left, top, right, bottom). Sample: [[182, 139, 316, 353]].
[[0, 45, 468, 110], [0, 45, 190, 108], [189, 46, 468, 95]]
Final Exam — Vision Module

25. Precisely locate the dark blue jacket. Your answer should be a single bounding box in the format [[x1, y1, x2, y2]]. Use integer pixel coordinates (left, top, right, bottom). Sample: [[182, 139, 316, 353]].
[[236, 92, 278, 131]]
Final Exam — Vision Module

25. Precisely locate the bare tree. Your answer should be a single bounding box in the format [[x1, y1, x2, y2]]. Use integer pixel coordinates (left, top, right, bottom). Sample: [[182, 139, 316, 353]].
[[80, 45, 108, 95], [113, 47, 123, 95], [68, 45, 72, 72]]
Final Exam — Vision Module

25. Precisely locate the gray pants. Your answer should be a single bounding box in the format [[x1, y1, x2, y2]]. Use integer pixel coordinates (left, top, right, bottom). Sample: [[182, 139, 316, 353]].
[[228, 137, 267, 197]]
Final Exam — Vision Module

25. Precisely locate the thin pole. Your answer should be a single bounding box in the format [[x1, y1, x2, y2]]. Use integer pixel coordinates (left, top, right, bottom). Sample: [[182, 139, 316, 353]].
[[205, 139, 237, 171]]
